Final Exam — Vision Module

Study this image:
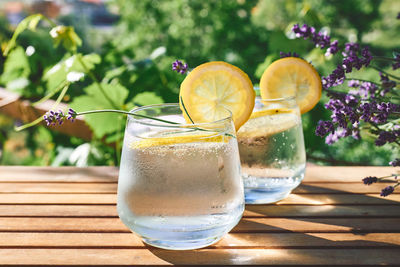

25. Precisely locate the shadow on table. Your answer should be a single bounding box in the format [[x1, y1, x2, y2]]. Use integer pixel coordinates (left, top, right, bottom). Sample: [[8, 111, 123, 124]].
[[144, 184, 400, 265]]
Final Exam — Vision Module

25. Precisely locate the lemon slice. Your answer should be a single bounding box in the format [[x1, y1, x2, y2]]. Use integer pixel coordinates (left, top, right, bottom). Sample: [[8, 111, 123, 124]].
[[249, 108, 294, 119], [130, 133, 230, 149], [238, 112, 299, 139], [179, 61, 255, 131], [259, 57, 322, 114]]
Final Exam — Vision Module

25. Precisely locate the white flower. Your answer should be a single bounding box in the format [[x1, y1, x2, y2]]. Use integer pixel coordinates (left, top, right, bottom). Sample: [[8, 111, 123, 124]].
[[67, 72, 84, 82], [65, 56, 75, 69], [25, 46, 35, 56]]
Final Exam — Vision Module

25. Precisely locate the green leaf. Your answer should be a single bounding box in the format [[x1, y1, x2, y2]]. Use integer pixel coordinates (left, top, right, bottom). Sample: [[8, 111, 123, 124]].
[[49, 25, 82, 51], [132, 91, 164, 106], [3, 14, 44, 56], [43, 53, 101, 93], [70, 82, 129, 138], [255, 54, 276, 79], [28, 14, 43, 30], [0, 46, 30, 91]]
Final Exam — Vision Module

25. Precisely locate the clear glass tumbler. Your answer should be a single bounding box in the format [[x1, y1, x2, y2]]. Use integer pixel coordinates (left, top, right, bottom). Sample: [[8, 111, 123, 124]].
[[117, 103, 244, 250], [237, 96, 306, 204]]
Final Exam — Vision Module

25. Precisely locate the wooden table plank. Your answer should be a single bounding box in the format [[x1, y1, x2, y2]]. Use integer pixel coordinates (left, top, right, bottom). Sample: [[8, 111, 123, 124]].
[[2, 232, 400, 248], [0, 166, 399, 266], [0, 182, 117, 193], [1, 193, 400, 205], [0, 166, 397, 183], [1, 248, 400, 265], [0, 166, 119, 182], [0, 181, 397, 194], [2, 217, 400, 233], [304, 166, 399, 182], [0, 193, 117, 204], [1, 204, 399, 217]]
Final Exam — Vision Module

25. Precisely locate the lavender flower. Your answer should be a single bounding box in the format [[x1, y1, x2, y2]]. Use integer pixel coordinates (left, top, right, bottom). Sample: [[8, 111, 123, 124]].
[[326, 40, 339, 56], [362, 176, 378, 185], [392, 54, 400, 70], [315, 120, 334, 137], [43, 108, 76, 126], [67, 108, 77, 122], [347, 80, 360, 88], [343, 42, 360, 57], [380, 72, 396, 91], [325, 127, 350, 144], [172, 60, 188, 74], [292, 24, 339, 56], [389, 158, 400, 167], [380, 185, 394, 197], [292, 24, 315, 39], [280, 51, 300, 58], [375, 130, 400, 146], [322, 45, 373, 90], [300, 18, 400, 197]]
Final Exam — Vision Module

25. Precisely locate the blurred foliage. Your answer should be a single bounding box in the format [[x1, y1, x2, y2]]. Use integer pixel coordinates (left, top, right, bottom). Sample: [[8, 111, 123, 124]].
[[0, 0, 399, 166]]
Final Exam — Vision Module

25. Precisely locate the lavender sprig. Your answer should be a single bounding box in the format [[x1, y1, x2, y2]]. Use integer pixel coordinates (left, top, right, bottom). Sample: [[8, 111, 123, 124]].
[[362, 176, 378, 185], [381, 185, 395, 197], [43, 109, 76, 126], [44, 108, 179, 126], [292, 24, 339, 56], [292, 20, 400, 197], [280, 51, 300, 58], [361, 175, 399, 197], [172, 60, 188, 75], [43, 108, 235, 138], [389, 158, 400, 167], [392, 54, 400, 70]]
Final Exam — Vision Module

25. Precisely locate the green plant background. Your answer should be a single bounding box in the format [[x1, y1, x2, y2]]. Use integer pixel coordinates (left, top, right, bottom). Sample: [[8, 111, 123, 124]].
[[0, 0, 399, 166]]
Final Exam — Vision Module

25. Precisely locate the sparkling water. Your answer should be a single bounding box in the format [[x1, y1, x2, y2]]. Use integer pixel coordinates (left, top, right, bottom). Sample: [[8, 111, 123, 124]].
[[117, 128, 244, 250], [238, 111, 306, 204]]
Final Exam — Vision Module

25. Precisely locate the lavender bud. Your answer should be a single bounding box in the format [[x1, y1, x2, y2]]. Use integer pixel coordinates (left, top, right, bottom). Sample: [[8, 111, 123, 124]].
[[380, 186, 394, 197], [172, 60, 188, 75], [362, 176, 378, 185]]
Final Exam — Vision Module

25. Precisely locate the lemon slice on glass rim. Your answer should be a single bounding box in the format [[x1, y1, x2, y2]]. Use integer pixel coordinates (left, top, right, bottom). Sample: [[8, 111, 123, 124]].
[[179, 61, 255, 131], [130, 132, 230, 149], [259, 57, 322, 114]]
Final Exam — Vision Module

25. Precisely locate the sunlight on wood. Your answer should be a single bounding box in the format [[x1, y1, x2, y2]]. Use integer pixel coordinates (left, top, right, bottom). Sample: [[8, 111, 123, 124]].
[[278, 194, 327, 205], [307, 233, 400, 246], [226, 247, 290, 265]]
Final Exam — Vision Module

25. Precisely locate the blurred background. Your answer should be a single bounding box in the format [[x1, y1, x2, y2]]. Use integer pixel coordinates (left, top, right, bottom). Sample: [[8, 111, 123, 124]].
[[0, 0, 399, 166]]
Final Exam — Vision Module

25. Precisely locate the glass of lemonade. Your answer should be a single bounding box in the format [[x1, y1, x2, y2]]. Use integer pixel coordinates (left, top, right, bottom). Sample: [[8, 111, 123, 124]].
[[117, 103, 244, 250], [237, 95, 306, 204]]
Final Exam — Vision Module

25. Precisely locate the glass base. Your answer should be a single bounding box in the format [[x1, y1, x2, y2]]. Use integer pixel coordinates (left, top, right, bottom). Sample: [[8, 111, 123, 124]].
[[141, 234, 222, 250], [243, 170, 304, 204], [117, 204, 244, 250], [244, 188, 292, 204], [133, 217, 242, 250]]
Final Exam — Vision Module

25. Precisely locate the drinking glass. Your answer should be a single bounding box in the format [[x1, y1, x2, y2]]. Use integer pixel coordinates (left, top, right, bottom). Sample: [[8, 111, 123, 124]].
[[117, 103, 244, 250], [237, 96, 306, 204]]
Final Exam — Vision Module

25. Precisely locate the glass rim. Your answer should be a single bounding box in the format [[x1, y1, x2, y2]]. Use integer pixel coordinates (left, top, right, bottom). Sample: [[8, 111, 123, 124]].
[[253, 87, 297, 102], [256, 95, 297, 102], [128, 103, 233, 129]]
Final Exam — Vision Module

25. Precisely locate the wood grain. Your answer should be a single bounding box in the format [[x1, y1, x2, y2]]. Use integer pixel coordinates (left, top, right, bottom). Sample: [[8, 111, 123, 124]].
[[2, 217, 400, 233], [1, 232, 399, 248], [1, 193, 400, 205], [0, 166, 118, 182], [0, 166, 399, 266], [0, 181, 396, 194], [0, 166, 397, 183], [1, 204, 399, 217], [1, 248, 400, 265]]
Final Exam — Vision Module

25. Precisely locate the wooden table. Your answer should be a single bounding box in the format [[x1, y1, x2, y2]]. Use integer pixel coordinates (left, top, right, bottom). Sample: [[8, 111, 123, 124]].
[[1, 166, 399, 266]]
